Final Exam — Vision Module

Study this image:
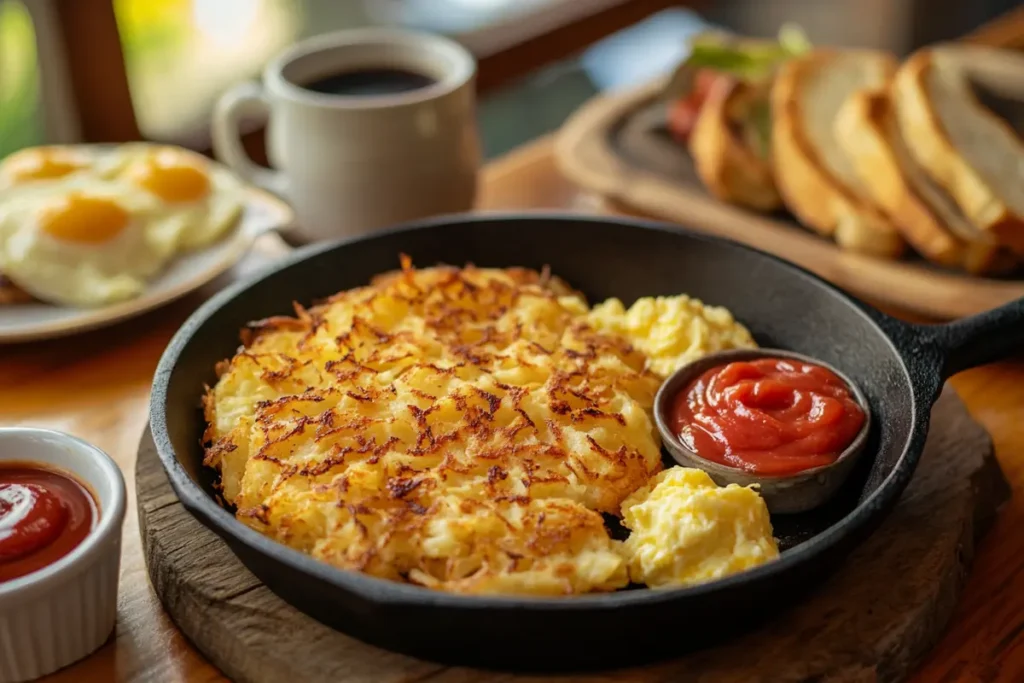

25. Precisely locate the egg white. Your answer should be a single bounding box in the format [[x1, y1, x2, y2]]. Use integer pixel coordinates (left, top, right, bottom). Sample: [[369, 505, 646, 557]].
[[115, 145, 246, 253], [0, 181, 167, 307], [0, 143, 253, 308], [0, 145, 128, 195]]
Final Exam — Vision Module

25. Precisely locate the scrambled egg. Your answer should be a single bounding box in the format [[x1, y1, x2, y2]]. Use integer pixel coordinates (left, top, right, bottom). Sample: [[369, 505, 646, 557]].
[[620, 467, 779, 588], [204, 262, 771, 595], [588, 295, 756, 378]]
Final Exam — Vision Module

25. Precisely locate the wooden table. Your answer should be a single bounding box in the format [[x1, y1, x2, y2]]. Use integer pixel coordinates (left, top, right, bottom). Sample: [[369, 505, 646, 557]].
[[3, 138, 1024, 682]]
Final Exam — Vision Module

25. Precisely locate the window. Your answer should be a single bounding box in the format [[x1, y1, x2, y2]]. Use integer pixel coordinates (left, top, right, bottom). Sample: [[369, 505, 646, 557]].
[[109, 0, 653, 147], [371, 0, 633, 54], [112, 0, 377, 145], [111, 0, 627, 146], [0, 0, 44, 158], [5, 0, 678, 149]]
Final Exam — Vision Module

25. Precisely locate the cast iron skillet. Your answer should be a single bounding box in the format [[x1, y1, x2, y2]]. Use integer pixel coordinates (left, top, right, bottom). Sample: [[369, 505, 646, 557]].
[[150, 215, 1024, 670]]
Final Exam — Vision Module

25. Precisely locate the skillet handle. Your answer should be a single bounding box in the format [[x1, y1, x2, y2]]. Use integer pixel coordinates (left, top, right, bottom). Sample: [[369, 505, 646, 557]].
[[926, 297, 1024, 378]]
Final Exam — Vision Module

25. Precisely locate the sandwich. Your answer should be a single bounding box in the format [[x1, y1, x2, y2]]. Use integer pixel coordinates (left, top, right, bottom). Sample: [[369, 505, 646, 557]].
[[892, 45, 1024, 255], [836, 89, 1015, 274], [665, 26, 810, 211], [771, 49, 905, 258]]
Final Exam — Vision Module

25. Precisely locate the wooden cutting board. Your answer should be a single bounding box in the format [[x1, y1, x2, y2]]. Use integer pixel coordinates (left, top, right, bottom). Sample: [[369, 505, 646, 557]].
[[553, 78, 1024, 320], [137, 387, 1009, 683]]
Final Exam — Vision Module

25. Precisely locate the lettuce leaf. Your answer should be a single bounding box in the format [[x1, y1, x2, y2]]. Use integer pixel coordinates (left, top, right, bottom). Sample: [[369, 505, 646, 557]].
[[685, 24, 811, 80]]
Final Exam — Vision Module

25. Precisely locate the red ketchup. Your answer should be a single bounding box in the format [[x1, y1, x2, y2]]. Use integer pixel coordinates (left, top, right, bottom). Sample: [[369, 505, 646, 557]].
[[671, 358, 866, 476], [0, 464, 96, 583]]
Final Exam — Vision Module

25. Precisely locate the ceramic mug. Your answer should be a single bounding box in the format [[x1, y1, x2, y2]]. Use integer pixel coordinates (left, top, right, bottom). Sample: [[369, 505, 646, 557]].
[[213, 28, 480, 243]]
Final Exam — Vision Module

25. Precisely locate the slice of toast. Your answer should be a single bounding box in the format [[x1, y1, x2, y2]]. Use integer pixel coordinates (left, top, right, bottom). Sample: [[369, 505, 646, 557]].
[[893, 45, 1024, 254], [836, 89, 1015, 274], [689, 78, 781, 212], [772, 49, 905, 258]]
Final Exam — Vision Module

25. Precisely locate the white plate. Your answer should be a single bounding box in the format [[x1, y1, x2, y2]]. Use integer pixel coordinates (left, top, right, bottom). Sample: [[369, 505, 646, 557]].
[[0, 187, 295, 343]]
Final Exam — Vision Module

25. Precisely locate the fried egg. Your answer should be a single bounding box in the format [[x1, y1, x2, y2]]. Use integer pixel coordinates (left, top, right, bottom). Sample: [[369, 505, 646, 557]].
[[117, 145, 245, 251], [0, 188, 166, 306], [588, 295, 757, 378], [0, 145, 123, 193], [619, 467, 779, 588], [0, 143, 250, 307]]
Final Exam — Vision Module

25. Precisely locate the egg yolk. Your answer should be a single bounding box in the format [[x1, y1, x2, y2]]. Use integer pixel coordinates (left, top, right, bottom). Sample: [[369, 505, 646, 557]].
[[39, 194, 130, 244], [131, 152, 211, 203], [2, 149, 83, 183]]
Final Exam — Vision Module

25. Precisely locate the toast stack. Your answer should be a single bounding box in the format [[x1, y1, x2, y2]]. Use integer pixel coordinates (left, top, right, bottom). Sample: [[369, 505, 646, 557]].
[[668, 35, 1024, 275]]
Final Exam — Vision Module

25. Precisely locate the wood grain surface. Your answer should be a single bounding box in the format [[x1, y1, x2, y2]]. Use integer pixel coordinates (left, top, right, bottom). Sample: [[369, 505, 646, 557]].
[[2, 20, 1024, 673], [136, 388, 1007, 683], [553, 80, 1024, 320]]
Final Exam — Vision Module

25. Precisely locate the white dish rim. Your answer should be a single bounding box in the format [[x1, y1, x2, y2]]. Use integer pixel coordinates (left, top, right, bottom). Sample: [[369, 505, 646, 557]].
[[0, 148, 294, 344]]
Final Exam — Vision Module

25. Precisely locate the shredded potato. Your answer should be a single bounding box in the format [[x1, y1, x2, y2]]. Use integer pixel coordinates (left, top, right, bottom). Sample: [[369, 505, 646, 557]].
[[203, 261, 764, 595]]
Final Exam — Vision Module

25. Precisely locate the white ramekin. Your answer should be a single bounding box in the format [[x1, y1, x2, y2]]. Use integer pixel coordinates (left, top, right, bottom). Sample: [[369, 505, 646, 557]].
[[0, 428, 126, 683]]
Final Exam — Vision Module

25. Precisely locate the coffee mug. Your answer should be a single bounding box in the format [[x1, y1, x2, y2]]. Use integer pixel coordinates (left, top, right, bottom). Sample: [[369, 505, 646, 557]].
[[213, 28, 480, 243]]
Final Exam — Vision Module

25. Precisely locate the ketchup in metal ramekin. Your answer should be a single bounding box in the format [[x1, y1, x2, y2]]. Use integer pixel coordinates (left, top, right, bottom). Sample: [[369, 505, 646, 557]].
[[670, 357, 866, 477]]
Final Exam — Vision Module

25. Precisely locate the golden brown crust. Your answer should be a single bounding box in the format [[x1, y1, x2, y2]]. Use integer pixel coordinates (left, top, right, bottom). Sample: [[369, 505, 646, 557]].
[[369, 263, 583, 301], [892, 47, 1024, 254], [203, 264, 663, 595], [690, 78, 781, 212], [835, 89, 1013, 274], [771, 49, 905, 258]]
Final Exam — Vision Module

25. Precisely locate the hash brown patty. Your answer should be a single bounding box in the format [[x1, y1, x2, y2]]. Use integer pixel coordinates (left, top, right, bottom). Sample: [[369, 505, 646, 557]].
[[203, 261, 663, 595]]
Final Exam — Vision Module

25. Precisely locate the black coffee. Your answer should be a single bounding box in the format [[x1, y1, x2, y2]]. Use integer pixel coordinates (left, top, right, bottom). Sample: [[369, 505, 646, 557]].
[[302, 68, 436, 97]]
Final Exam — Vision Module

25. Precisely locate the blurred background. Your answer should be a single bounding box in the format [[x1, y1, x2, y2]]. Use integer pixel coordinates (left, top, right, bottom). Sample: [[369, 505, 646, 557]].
[[1, 0, 1021, 161]]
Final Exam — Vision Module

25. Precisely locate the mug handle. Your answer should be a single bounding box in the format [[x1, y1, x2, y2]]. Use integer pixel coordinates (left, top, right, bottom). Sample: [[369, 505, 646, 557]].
[[212, 82, 288, 198]]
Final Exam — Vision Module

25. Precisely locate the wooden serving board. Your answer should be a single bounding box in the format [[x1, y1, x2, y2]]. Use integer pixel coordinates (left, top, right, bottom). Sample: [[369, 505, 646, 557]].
[[138, 387, 1009, 683], [553, 78, 1024, 320]]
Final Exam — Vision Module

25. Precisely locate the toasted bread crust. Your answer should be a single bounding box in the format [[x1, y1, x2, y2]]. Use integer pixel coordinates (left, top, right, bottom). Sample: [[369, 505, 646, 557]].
[[893, 47, 1024, 254], [835, 90, 1012, 274], [689, 79, 781, 212], [771, 50, 905, 258]]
